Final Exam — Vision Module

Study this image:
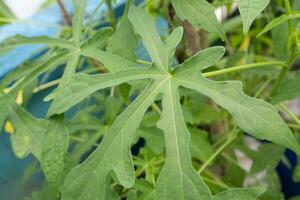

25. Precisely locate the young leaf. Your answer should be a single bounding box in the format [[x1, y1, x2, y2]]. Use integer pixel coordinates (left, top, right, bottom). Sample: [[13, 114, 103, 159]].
[[213, 187, 266, 200], [170, 0, 225, 39], [238, 0, 270, 34], [41, 116, 69, 187]]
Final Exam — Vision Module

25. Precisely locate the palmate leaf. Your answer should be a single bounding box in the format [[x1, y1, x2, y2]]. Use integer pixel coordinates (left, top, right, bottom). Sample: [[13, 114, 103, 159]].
[[238, 0, 270, 34], [59, 6, 299, 199]]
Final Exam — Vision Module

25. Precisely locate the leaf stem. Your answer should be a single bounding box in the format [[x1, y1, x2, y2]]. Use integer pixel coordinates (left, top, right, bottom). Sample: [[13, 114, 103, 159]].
[[198, 128, 239, 174], [202, 61, 286, 78]]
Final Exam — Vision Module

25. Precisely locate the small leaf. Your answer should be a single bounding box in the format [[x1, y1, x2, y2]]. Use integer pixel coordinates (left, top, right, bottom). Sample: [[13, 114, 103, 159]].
[[238, 0, 270, 34], [213, 187, 266, 200], [171, 0, 225, 39]]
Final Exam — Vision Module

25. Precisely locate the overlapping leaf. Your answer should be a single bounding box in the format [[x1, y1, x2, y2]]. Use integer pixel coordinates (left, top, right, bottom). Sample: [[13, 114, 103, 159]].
[[58, 6, 298, 200]]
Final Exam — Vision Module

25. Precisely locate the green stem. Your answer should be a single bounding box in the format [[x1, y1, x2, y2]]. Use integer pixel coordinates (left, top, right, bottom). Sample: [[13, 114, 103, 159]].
[[284, 0, 294, 32], [198, 128, 239, 174], [203, 61, 286, 78], [151, 103, 162, 115], [105, 0, 116, 29], [278, 103, 300, 125], [288, 124, 300, 130], [254, 77, 272, 98], [269, 54, 296, 96]]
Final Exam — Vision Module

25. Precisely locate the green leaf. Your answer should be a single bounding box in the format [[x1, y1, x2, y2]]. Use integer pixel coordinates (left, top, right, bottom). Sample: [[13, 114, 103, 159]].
[[61, 81, 164, 200], [189, 128, 214, 162], [258, 14, 300, 37], [250, 144, 284, 173], [47, 53, 80, 116], [72, 0, 88, 45], [41, 116, 69, 187], [127, 190, 138, 200], [8, 104, 46, 160], [128, 6, 183, 72], [272, 71, 300, 103], [0, 35, 75, 52], [136, 127, 164, 155], [46, 68, 162, 115], [156, 80, 212, 200], [82, 27, 113, 50], [107, 0, 138, 61], [81, 47, 138, 72], [213, 187, 266, 200], [173, 46, 225, 76], [170, 0, 225, 39], [238, 0, 270, 34], [271, 22, 290, 61], [11, 51, 71, 94], [174, 55, 300, 153]]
